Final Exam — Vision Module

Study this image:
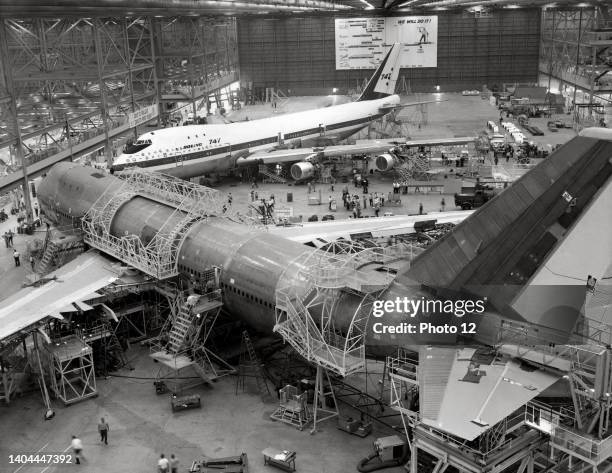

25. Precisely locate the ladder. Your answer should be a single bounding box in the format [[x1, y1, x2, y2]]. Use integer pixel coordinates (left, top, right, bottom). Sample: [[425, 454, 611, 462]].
[[36, 241, 57, 275], [102, 331, 129, 373], [236, 331, 272, 400], [167, 305, 195, 354]]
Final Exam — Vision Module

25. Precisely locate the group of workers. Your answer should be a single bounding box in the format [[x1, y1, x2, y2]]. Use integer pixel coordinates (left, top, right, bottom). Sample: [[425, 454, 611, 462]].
[[338, 186, 387, 218], [68, 419, 179, 472]]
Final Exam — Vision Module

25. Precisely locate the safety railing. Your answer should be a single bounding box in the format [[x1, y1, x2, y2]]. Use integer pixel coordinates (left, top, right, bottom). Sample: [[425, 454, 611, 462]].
[[417, 408, 530, 460], [525, 400, 612, 465]]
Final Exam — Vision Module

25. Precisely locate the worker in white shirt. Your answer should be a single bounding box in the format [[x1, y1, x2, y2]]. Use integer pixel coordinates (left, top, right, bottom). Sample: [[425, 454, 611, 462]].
[[158, 453, 170, 473], [71, 435, 83, 464]]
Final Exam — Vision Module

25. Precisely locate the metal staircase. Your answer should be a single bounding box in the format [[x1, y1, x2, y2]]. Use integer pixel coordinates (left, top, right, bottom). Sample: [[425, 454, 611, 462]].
[[258, 164, 287, 184], [35, 235, 85, 275], [167, 305, 196, 354], [275, 243, 411, 378], [150, 288, 234, 392], [395, 159, 430, 183], [36, 240, 58, 275], [274, 241, 416, 432]]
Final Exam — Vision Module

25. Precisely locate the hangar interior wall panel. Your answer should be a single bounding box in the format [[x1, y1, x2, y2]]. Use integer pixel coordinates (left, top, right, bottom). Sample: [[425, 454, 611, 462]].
[[237, 11, 540, 94]]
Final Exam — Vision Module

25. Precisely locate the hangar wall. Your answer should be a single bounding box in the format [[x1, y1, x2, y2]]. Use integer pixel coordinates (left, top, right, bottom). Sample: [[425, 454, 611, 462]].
[[237, 10, 540, 95]]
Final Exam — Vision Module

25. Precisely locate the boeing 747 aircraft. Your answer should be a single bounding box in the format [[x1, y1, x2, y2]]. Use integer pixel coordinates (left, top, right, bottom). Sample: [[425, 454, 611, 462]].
[[112, 43, 428, 179]]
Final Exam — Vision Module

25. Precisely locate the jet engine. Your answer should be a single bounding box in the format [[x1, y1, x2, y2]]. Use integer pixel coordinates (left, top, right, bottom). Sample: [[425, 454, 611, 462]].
[[375, 153, 396, 172], [290, 162, 315, 181]]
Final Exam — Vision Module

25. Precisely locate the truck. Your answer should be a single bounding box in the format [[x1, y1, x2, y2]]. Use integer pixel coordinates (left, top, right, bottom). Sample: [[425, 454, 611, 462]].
[[454, 184, 496, 210]]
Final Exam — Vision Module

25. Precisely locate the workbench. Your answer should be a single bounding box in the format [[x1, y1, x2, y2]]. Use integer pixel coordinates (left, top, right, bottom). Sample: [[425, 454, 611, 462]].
[[262, 448, 296, 472]]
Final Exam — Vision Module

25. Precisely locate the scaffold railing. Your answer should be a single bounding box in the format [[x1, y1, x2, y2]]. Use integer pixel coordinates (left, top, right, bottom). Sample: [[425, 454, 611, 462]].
[[296, 244, 412, 292], [275, 241, 417, 378], [417, 408, 530, 461], [116, 167, 260, 227], [83, 168, 259, 279], [525, 400, 612, 466]]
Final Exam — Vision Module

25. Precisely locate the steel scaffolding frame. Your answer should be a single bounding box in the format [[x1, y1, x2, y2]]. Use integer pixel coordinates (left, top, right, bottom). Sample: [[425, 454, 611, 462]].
[[0, 14, 239, 168], [539, 6, 612, 128], [44, 335, 97, 405], [82, 168, 255, 279], [150, 288, 235, 392], [384, 319, 612, 473], [274, 241, 414, 432], [0, 17, 158, 158]]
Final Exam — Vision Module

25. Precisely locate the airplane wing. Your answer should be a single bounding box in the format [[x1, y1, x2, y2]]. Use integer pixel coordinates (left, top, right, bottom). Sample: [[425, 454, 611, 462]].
[[419, 346, 561, 441], [379, 98, 448, 113], [237, 137, 476, 167], [0, 251, 122, 347], [269, 211, 473, 245], [236, 140, 398, 166]]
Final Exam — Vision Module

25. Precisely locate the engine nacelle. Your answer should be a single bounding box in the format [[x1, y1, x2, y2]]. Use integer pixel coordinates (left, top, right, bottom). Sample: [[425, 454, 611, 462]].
[[291, 162, 315, 181], [375, 153, 396, 172]]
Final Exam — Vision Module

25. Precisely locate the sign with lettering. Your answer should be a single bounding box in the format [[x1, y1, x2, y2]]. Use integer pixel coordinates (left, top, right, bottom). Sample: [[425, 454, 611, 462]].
[[127, 104, 159, 128], [335, 16, 438, 70]]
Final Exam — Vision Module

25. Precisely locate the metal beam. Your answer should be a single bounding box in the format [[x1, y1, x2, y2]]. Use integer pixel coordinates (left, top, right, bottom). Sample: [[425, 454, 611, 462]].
[[0, 19, 33, 225], [0, 0, 353, 18]]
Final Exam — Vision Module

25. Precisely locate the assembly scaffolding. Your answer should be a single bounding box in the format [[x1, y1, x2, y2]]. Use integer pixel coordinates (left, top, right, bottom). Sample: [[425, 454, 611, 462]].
[[274, 240, 415, 433], [81, 168, 257, 279], [43, 335, 97, 405], [384, 315, 612, 473]]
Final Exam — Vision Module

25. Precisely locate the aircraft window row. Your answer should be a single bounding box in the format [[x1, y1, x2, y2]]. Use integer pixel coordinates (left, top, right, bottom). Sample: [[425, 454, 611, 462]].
[[219, 281, 274, 309], [178, 263, 206, 280]]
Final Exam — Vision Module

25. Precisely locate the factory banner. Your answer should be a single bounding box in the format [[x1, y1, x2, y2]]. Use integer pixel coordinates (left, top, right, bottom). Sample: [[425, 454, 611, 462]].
[[127, 104, 159, 128], [335, 16, 438, 70]]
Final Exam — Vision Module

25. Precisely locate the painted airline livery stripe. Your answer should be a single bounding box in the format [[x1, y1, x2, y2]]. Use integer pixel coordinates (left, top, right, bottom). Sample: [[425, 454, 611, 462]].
[[113, 113, 385, 171]]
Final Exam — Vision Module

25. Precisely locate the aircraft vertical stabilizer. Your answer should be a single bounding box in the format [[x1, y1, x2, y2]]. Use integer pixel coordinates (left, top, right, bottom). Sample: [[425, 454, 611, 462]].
[[403, 128, 612, 341], [357, 43, 402, 101]]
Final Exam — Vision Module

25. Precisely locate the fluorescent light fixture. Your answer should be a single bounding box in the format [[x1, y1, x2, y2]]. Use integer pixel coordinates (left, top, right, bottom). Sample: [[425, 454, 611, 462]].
[[360, 0, 375, 9], [397, 0, 420, 6]]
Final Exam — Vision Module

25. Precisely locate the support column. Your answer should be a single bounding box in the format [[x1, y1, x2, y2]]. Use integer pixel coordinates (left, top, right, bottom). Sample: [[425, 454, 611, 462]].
[[122, 18, 137, 140], [92, 19, 113, 167], [0, 20, 33, 225], [33, 332, 54, 419], [310, 365, 338, 434], [150, 17, 163, 128], [573, 9, 584, 126]]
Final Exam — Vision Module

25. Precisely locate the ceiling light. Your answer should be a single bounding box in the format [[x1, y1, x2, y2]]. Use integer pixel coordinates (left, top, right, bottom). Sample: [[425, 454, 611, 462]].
[[396, 0, 420, 7], [360, 0, 375, 9]]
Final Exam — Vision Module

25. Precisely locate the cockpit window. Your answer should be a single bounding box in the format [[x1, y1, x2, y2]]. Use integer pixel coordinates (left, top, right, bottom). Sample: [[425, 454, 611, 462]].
[[124, 139, 152, 154]]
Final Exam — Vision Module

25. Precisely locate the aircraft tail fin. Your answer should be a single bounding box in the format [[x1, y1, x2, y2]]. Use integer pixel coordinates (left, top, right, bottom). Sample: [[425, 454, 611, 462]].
[[357, 43, 402, 102]]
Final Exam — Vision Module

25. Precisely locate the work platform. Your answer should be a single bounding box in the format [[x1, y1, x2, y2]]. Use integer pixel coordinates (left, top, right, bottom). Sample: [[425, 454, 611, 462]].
[[150, 289, 235, 393], [43, 336, 97, 405], [82, 168, 257, 280]]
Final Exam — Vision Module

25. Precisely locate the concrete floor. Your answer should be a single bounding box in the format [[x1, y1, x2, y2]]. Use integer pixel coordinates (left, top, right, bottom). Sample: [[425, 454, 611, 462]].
[[0, 346, 400, 473], [0, 92, 580, 473]]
